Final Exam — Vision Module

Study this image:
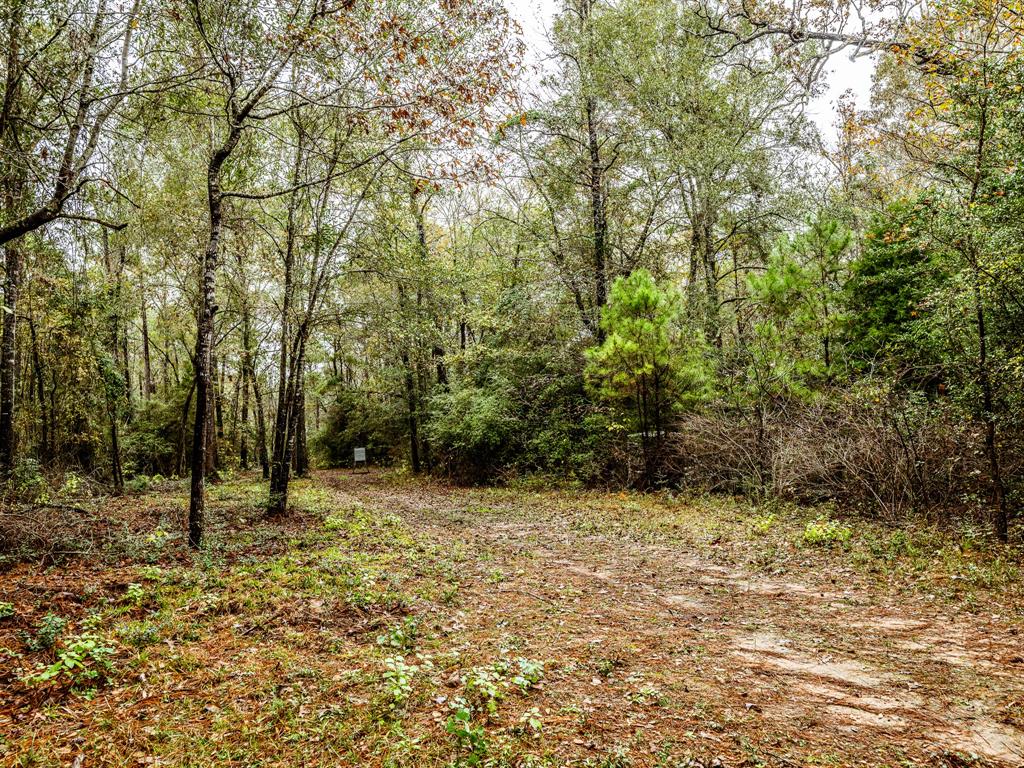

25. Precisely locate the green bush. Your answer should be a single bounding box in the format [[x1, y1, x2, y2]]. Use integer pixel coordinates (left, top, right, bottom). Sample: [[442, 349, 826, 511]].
[[803, 517, 853, 546], [312, 387, 404, 468], [427, 379, 520, 479], [122, 383, 191, 476]]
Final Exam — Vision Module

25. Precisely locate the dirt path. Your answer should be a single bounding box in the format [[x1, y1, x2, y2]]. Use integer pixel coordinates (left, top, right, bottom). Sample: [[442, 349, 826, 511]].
[[328, 471, 1024, 767]]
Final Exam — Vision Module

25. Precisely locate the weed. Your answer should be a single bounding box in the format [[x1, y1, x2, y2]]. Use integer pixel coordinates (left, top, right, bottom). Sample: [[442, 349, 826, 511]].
[[125, 583, 145, 605], [749, 511, 776, 536], [0, 601, 14, 620], [23, 633, 115, 689], [802, 517, 852, 546], [518, 706, 543, 736], [628, 685, 666, 706], [445, 706, 488, 766], [584, 748, 632, 768], [119, 620, 161, 648], [510, 657, 544, 691], [464, 665, 505, 715], [27, 613, 67, 651], [381, 654, 432, 711], [595, 656, 623, 677], [377, 617, 419, 651]]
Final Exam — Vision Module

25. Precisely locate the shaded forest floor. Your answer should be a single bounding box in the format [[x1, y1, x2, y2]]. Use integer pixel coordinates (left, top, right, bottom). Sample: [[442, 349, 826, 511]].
[[1, 470, 1023, 767]]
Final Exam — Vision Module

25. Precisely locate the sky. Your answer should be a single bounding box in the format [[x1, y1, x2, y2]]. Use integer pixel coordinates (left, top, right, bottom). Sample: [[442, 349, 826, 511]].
[[503, 0, 876, 143]]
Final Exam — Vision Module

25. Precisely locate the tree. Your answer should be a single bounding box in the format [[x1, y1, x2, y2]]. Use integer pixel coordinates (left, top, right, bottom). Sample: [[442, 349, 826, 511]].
[[586, 268, 711, 484], [0, 0, 159, 474]]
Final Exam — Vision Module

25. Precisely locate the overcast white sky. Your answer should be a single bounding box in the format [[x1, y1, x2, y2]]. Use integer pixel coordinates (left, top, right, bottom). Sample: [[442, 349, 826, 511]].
[[503, 0, 876, 142]]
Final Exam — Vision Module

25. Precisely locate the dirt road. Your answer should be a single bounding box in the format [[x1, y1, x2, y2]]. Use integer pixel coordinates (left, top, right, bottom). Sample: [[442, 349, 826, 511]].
[[327, 471, 1024, 767]]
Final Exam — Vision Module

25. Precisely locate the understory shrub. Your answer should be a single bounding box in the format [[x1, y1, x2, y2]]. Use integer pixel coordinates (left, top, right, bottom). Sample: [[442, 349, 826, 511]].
[[313, 388, 405, 468], [664, 385, 1019, 527]]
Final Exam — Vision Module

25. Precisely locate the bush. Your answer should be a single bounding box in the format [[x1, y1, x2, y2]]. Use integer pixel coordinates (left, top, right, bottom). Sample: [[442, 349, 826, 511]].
[[664, 384, 1004, 524], [802, 517, 853, 545], [427, 379, 519, 480], [28, 613, 68, 651], [312, 387, 404, 468], [122, 383, 192, 477]]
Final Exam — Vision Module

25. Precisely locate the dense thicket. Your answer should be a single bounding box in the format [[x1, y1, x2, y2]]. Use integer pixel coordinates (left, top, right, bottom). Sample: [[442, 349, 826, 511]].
[[2, 0, 1022, 544]]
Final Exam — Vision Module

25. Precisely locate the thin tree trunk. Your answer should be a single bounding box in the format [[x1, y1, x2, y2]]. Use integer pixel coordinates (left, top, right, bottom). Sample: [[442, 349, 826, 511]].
[[28, 317, 47, 462], [189, 118, 243, 548], [215, 354, 225, 440], [239, 354, 250, 469], [0, 4, 25, 475], [190, 167, 225, 549], [0, 243, 21, 475], [402, 350, 420, 473], [249, 358, 270, 479], [585, 97, 607, 342], [177, 380, 195, 478], [141, 292, 154, 397], [293, 371, 308, 477], [109, 408, 123, 493]]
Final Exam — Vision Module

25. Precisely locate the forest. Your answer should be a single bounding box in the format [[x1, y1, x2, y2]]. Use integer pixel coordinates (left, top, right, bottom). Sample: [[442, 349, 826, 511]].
[[0, 0, 1023, 766]]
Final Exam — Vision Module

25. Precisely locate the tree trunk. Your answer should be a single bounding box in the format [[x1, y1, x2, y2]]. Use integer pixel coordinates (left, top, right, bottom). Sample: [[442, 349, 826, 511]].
[[176, 380, 195, 478], [293, 371, 308, 477], [213, 352, 225, 440], [141, 292, 154, 397], [250, 359, 270, 479], [270, 338, 306, 514], [585, 97, 607, 341], [189, 118, 242, 548], [402, 350, 421, 473], [189, 176, 224, 549], [28, 317, 48, 462], [0, 243, 21, 476], [0, 4, 25, 476], [109, 407, 123, 493], [239, 355, 250, 470]]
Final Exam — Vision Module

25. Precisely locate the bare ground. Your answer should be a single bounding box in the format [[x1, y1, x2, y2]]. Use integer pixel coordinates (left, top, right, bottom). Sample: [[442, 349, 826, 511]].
[[1, 469, 1022, 767]]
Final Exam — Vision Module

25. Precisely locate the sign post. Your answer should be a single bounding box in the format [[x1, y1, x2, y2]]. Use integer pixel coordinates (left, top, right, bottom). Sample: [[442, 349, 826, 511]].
[[353, 446, 367, 473]]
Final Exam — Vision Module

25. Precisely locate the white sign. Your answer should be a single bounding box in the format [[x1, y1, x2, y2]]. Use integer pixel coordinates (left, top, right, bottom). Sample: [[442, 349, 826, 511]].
[[354, 447, 366, 462]]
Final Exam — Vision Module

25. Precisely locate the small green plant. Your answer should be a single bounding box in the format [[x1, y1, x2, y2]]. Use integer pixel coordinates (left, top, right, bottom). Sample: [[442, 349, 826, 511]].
[[324, 514, 349, 532], [13, 457, 47, 502], [584, 748, 632, 768], [446, 706, 489, 766], [382, 656, 416, 708], [376, 616, 418, 651], [23, 633, 115, 688], [628, 685, 666, 706], [381, 654, 432, 710], [28, 613, 68, 651], [58, 472, 81, 498], [464, 666, 503, 715], [126, 475, 152, 493], [595, 657, 622, 677], [518, 706, 543, 736], [145, 528, 169, 546], [750, 512, 776, 536], [510, 657, 544, 691], [0, 601, 14, 620], [125, 583, 145, 605], [802, 517, 852, 546]]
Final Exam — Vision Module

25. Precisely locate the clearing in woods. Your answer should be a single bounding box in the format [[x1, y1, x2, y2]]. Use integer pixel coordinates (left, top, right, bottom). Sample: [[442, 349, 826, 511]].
[[1, 470, 1022, 767]]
